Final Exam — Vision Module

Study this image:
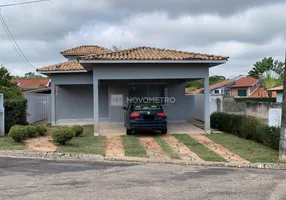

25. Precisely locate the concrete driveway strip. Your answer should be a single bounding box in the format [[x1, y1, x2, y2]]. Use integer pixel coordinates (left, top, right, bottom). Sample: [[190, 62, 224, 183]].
[[0, 157, 286, 200]]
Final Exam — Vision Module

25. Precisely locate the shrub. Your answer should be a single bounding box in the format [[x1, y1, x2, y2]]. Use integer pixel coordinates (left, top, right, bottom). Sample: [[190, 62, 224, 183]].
[[8, 125, 28, 142], [52, 128, 74, 145], [35, 125, 47, 136], [71, 125, 84, 137], [25, 125, 38, 138], [210, 112, 280, 150], [4, 99, 27, 133]]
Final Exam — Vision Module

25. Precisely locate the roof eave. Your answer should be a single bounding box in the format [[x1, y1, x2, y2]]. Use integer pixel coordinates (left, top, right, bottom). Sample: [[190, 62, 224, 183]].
[[79, 59, 227, 64], [37, 70, 87, 74]]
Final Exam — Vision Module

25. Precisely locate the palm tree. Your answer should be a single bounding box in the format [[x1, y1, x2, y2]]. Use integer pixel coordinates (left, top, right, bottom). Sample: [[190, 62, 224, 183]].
[[260, 70, 279, 98]]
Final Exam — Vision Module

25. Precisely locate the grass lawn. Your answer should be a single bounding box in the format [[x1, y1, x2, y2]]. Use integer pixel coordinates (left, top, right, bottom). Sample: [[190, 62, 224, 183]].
[[0, 136, 26, 150], [207, 133, 279, 163], [174, 134, 226, 162], [154, 136, 180, 159], [57, 125, 106, 156], [121, 135, 147, 158]]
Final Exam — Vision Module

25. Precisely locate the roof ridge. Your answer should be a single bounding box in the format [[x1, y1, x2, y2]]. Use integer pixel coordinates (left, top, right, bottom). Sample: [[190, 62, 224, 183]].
[[60, 45, 112, 55]]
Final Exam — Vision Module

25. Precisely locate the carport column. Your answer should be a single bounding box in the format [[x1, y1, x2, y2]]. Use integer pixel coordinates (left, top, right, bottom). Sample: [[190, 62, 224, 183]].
[[93, 69, 100, 136], [51, 83, 56, 125], [204, 77, 211, 133]]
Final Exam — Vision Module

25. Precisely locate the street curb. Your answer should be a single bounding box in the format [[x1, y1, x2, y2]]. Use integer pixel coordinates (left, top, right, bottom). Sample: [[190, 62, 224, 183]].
[[0, 150, 286, 170]]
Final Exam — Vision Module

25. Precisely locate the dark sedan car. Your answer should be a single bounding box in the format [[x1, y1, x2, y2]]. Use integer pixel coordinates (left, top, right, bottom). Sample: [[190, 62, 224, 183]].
[[123, 102, 167, 135]]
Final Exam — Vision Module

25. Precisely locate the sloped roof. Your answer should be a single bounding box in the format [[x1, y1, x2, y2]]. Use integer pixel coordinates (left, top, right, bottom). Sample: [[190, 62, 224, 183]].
[[230, 77, 258, 88], [249, 87, 276, 98], [268, 85, 283, 91], [61, 45, 112, 56], [37, 61, 84, 72], [11, 78, 50, 88], [80, 46, 229, 61], [186, 78, 236, 94]]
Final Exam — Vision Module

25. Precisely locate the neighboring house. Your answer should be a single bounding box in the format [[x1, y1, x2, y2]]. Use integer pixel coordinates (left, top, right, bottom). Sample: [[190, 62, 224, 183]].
[[36, 45, 228, 134], [187, 77, 240, 95], [11, 78, 50, 91], [268, 86, 283, 102], [187, 76, 268, 98], [230, 77, 260, 97]]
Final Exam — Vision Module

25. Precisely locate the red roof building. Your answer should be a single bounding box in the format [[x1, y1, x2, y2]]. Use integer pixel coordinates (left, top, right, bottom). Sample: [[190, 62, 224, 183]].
[[11, 78, 50, 91]]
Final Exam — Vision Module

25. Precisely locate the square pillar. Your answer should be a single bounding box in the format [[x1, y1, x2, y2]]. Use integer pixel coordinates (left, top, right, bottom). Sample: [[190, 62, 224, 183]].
[[204, 77, 211, 133], [51, 83, 56, 125], [93, 70, 99, 136]]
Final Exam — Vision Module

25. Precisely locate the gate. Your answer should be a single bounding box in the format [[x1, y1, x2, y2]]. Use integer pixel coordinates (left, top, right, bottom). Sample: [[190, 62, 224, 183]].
[[25, 93, 51, 124]]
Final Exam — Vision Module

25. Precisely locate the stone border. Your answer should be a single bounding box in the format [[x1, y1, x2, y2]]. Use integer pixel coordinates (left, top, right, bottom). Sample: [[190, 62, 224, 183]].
[[0, 150, 285, 170]]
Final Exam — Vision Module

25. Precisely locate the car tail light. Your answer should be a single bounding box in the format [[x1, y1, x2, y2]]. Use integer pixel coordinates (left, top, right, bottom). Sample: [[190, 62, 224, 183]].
[[130, 112, 140, 118], [157, 112, 166, 117]]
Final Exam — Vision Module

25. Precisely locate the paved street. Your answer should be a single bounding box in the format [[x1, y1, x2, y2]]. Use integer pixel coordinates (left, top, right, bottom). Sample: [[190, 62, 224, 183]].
[[0, 157, 286, 200]]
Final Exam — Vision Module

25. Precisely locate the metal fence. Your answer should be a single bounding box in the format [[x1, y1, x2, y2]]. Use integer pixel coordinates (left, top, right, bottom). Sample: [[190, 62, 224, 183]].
[[25, 93, 51, 124]]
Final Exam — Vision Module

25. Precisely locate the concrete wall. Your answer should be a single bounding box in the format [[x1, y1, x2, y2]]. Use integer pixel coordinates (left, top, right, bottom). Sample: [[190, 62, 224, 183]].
[[245, 102, 282, 119], [194, 94, 205, 121], [51, 72, 93, 85], [277, 91, 283, 103]]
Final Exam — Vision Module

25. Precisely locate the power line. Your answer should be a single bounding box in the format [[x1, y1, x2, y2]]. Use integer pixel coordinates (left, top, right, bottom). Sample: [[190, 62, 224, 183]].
[[0, 0, 50, 8], [0, 11, 36, 71]]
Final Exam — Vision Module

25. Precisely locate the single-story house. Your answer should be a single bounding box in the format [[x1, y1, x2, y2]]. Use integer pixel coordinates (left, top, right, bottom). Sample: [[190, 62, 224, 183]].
[[268, 86, 283, 102], [36, 45, 228, 135], [11, 78, 50, 91]]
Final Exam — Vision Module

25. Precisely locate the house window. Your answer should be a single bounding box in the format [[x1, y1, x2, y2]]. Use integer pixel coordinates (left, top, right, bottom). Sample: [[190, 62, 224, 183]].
[[129, 83, 168, 104], [238, 89, 247, 97], [214, 90, 220, 94], [224, 90, 230, 96]]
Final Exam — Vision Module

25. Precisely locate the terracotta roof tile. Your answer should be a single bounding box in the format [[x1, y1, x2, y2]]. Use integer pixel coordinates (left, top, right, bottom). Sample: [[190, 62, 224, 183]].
[[80, 46, 229, 61], [11, 78, 50, 88], [36, 61, 84, 72], [186, 78, 236, 94], [230, 77, 258, 88], [61, 45, 112, 56]]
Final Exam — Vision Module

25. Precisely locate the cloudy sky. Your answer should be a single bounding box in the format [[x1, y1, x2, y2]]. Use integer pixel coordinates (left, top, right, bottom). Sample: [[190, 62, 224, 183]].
[[0, 0, 286, 78]]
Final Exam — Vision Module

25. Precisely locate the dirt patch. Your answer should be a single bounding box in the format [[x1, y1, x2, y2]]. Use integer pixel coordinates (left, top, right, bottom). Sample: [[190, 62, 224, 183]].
[[25, 136, 58, 152], [139, 137, 170, 160], [161, 135, 203, 161], [189, 134, 250, 164], [105, 136, 125, 157]]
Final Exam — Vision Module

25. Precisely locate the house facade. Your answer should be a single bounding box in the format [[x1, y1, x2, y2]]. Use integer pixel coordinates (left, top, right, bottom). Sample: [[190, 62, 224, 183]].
[[37, 45, 228, 135], [268, 86, 283, 102]]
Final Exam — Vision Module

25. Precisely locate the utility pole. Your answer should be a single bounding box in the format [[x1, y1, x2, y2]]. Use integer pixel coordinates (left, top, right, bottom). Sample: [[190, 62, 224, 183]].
[[280, 48, 286, 162]]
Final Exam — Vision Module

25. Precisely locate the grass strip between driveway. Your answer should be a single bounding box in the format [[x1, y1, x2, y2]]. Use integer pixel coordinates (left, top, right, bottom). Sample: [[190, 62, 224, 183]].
[[153, 136, 180, 160], [206, 133, 279, 163], [57, 125, 106, 156], [0, 136, 26, 150], [121, 135, 147, 158], [174, 134, 226, 162]]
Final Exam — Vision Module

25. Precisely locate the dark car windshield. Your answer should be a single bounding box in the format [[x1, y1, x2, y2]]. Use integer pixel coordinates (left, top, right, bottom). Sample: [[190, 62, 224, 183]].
[[131, 103, 161, 111]]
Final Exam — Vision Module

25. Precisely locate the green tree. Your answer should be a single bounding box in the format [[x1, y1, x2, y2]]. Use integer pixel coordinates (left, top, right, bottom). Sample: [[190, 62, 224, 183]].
[[0, 65, 22, 100], [186, 75, 226, 92], [248, 57, 284, 79], [260, 70, 280, 98]]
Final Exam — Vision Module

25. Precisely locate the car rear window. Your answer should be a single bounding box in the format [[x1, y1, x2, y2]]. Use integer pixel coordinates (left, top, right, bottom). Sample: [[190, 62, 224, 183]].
[[132, 103, 161, 111]]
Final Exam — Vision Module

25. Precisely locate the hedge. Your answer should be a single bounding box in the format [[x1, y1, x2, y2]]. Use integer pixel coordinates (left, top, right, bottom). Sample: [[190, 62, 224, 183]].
[[234, 98, 276, 102], [4, 99, 27, 133], [210, 112, 280, 150]]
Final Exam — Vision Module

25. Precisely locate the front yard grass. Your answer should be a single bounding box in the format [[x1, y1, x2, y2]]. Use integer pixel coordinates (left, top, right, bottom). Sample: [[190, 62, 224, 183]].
[[207, 133, 279, 163], [174, 134, 226, 162], [57, 125, 106, 156], [0, 136, 26, 150], [154, 136, 180, 159], [121, 135, 147, 158]]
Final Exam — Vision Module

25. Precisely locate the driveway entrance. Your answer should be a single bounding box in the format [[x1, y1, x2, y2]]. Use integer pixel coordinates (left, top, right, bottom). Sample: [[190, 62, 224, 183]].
[[99, 122, 204, 135]]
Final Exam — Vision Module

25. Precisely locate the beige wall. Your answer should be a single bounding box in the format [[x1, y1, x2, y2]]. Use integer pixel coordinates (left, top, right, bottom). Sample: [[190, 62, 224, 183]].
[[231, 87, 248, 97]]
